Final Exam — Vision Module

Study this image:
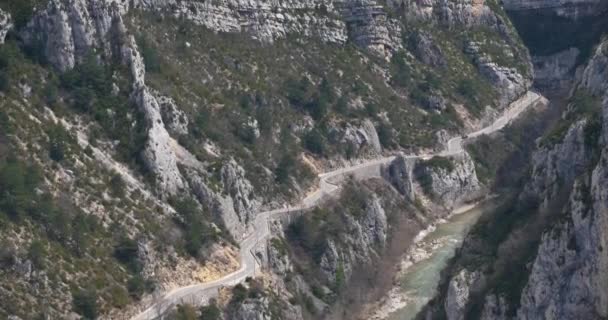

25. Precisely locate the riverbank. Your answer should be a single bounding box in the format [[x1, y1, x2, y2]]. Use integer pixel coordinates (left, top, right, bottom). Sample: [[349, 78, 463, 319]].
[[363, 199, 499, 320]]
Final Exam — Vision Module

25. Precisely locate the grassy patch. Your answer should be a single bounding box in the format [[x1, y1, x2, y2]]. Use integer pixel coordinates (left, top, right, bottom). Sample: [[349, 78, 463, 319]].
[[421, 156, 455, 172]]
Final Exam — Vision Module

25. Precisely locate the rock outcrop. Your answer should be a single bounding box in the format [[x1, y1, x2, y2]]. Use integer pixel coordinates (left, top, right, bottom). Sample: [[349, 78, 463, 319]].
[[422, 37, 608, 320], [319, 195, 388, 282], [444, 269, 480, 320], [0, 9, 11, 44], [21, 0, 128, 72], [340, 0, 403, 56], [220, 159, 259, 233], [188, 160, 259, 241], [124, 36, 187, 195], [416, 153, 482, 209], [408, 31, 446, 68], [465, 41, 531, 108], [134, 0, 408, 56], [517, 175, 608, 320], [158, 94, 189, 137], [515, 37, 608, 320], [330, 119, 383, 157], [394, 0, 514, 33], [384, 155, 417, 202], [524, 119, 591, 201]]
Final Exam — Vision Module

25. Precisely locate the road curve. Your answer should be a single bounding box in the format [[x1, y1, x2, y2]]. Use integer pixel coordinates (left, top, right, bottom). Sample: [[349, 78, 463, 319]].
[[131, 91, 544, 320]]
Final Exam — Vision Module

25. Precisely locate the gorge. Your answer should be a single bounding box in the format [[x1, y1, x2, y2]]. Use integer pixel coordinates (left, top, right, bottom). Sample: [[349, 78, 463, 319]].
[[0, 0, 605, 319]]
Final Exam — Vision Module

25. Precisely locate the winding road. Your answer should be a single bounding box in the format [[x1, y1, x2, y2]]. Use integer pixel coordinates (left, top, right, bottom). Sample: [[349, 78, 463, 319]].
[[131, 91, 544, 320]]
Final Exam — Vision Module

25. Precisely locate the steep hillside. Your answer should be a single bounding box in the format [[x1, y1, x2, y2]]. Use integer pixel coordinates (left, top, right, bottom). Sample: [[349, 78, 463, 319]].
[[0, 0, 533, 319], [420, 30, 608, 320]]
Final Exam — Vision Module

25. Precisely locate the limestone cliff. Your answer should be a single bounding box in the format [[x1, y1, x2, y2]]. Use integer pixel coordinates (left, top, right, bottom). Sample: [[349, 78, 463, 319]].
[[0, 9, 11, 44], [514, 38, 608, 320], [420, 36, 608, 320], [0, 0, 533, 318]]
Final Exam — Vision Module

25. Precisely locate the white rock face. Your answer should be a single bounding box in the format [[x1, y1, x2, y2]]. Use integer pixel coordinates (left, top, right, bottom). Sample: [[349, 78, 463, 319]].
[[524, 120, 591, 202], [393, 0, 511, 32], [334, 119, 383, 157], [21, 0, 127, 71], [187, 159, 259, 241], [157, 94, 189, 136], [135, 88, 187, 195], [516, 37, 608, 320], [319, 196, 388, 283], [220, 159, 259, 229], [124, 36, 187, 195], [518, 170, 608, 319], [579, 41, 608, 98], [384, 155, 417, 202], [445, 269, 480, 320], [0, 9, 12, 44], [465, 41, 531, 109], [419, 152, 482, 209], [133, 0, 408, 55]]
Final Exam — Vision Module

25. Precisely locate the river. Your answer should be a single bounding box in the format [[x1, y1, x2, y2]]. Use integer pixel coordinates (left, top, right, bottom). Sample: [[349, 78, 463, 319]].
[[381, 201, 492, 320]]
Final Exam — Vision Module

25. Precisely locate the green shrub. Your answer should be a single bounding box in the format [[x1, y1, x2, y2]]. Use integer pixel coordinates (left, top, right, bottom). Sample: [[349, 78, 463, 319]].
[[377, 123, 394, 149], [231, 284, 248, 304], [137, 36, 162, 73], [0, 0, 47, 28], [109, 173, 126, 196], [70, 213, 100, 256], [255, 106, 273, 134], [390, 50, 411, 87], [127, 275, 155, 300], [457, 78, 476, 100], [421, 156, 454, 172], [417, 172, 434, 198], [199, 301, 222, 320], [171, 197, 216, 258], [43, 82, 59, 107], [72, 288, 98, 320], [0, 70, 8, 91], [305, 94, 329, 120], [275, 154, 295, 184], [27, 240, 46, 269], [0, 109, 11, 135], [334, 95, 349, 115], [109, 285, 130, 309], [303, 129, 325, 155], [172, 304, 198, 320], [334, 262, 345, 290], [113, 236, 141, 273], [0, 156, 42, 220], [270, 237, 288, 256], [285, 77, 311, 107]]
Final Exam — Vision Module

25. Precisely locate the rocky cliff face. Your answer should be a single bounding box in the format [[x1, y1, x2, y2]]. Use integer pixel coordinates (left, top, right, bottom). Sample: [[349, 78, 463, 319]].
[[421, 36, 608, 320], [385, 153, 482, 210], [514, 38, 608, 320], [416, 153, 482, 209], [0, 0, 533, 318], [318, 195, 388, 283], [21, 0, 128, 71], [0, 9, 11, 44]]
